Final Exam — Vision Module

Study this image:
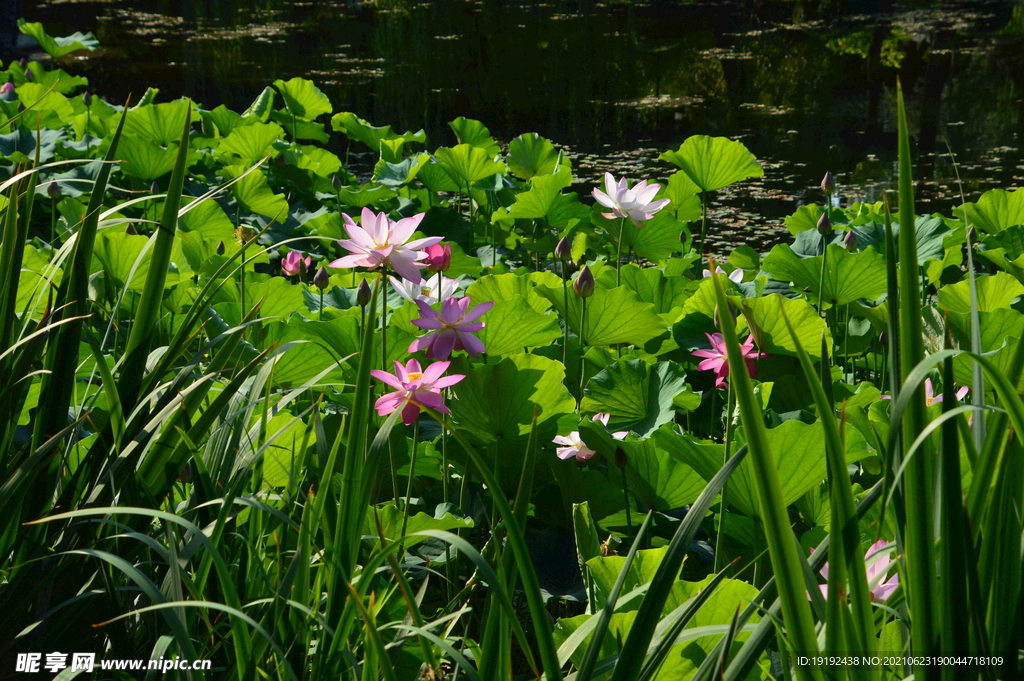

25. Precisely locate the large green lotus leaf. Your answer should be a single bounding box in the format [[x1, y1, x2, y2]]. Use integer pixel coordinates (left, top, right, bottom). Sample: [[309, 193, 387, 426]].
[[937, 272, 1024, 314], [363, 503, 474, 548], [375, 153, 431, 187], [0, 127, 65, 165], [241, 86, 275, 121], [979, 224, 1024, 261], [434, 144, 506, 187], [215, 122, 284, 166], [289, 145, 342, 178], [92, 231, 153, 292], [737, 293, 831, 360], [664, 169, 700, 207], [335, 184, 396, 209], [117, 136, 179, 181], [535, 284, 668, 348], [554, 610, 640, 668], [503, 165, 590, 228], [507, 132, 561, 180], [20, 63, 88, 95], [18, 19, 98, 58], [658, 135, 763, 192], [262, 411, 317, 487], [202, 104, 243, 137], [261, 315, 356, 388], [785, 204, 826, 235], [450, 353, 575, 443], [474, 294, 561, 356], [596, 265, 699, 317], [247, 276, 306, 321], [947, 308, 1024, 353], [670, 276, 738, 349], [125, 100, 191, 146], [223, 165, 289, 219], [467, 271, 562, 312], [273, 77, 332, 121], [762, 243, 888, 306], [580, 423, 706, 510], [591, 206, 690, 262], [14, 83, 75, 121], [448, 116, 501, 157], [954, 336, 1023, 387], [179, 197, 236, 241], [331, 111, 426, 150], [270, 110, 329, 143], [580, 360, 689, 437], [960, 188, 1024, 234], [416, 159, 461, 193], [546, 459, 628, 523]]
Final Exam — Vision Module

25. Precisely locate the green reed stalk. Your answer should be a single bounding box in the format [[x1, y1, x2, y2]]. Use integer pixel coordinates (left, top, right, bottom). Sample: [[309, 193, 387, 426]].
[[895, 81, 937, 673], [707, 263, 822, 680]]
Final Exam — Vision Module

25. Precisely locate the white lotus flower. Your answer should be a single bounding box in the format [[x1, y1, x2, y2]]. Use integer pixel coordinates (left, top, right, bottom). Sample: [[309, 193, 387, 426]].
[[592, 172, 670, 228]]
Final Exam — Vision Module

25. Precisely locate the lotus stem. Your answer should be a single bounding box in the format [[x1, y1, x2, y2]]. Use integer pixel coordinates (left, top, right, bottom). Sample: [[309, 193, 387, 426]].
[[621, 462, 632, 533], [579, 296, 587, 403], [715, 382, 735, 573], [699, 192, 708, 263], [616, 217, 625, 286], [402, 421, 419, 532]]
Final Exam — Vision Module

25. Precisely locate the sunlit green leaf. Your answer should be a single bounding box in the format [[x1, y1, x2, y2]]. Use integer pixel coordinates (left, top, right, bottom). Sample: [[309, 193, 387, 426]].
[[658, 135, 763, 192]]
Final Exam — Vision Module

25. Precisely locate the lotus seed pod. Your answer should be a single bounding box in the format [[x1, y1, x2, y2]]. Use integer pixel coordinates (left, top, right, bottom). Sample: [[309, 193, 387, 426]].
[[83, 91, 92, 106], [573, 265, 595, 298], [356, 279, 372, 306], [843, 230, 858, 252], [821, 171, 835, 193], [314, 267, 330, 291], [216, 240, 225, 255], [817, 211, 832, 236], [554, 237, 571, 261], [47, 181, 59, 199]]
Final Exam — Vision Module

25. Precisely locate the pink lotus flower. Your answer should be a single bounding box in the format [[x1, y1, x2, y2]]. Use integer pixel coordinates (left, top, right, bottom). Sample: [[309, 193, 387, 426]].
[[880, 379, 968, 406], [408, 296, 494, 360], [329, 208, 443, 283], [370, 359, 464, 425], [281, 251, 312, 277], [554, 413, 628, 461], [692, 332, 763, 388], [390, 275, 459, 306], [812, 540, 899, 603], [592, 172, 670, 228], [423, 243, 452, 273]]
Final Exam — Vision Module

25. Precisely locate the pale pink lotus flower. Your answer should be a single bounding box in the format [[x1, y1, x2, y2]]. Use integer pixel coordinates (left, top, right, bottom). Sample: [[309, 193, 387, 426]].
[[408, 296, 494, 360], [390, 275, 459, 306], [592, 172, 670, 228], [702, 265, 744, 284], [692, 332, 764, 388], [879, 379, 968, 406], [370, 358, 464, 425], [329, 208, 442, 283], [811, 540, 899, 603], [281, 251, 312, 277], [553, 413, 628, 461]]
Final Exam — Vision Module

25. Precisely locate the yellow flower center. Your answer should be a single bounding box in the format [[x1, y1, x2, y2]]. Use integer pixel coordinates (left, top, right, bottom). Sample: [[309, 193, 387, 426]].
[[407, 372, 423, 382]]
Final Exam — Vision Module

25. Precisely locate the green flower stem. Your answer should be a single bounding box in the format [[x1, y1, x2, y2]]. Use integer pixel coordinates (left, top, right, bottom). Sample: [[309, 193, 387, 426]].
[[715, 382, 735, 573], [562, 272, 570, 367], [318, 289, 324, 322], [616, 217, 626, 286], [620, 461, 632, 533], [401, 421, 419, 535], [699, 192, 709, 262], [578, 296, 587, 403]]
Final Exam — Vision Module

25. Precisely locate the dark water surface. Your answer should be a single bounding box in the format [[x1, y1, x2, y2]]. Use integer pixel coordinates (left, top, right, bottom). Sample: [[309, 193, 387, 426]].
[[21, 0, 1024, 250]]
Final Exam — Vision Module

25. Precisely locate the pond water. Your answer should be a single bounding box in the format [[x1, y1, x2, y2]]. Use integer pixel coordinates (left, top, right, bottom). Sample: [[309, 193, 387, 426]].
[[20, 0, 1024, 251]]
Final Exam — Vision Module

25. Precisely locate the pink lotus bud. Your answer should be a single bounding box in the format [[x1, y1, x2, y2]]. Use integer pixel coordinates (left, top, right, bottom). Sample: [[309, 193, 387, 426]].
[[424, 243, 452, 273], [332, 173, 343, 189], [356, 279, 372, 307], [125, 224, 137, 235], [23, 69, 33, 82], [817, 212, 832, 236], [47, 181, 59, 199], [314, 267, 330, 291], [843, 230, 858, 252], [821, 171, 835, 193], [573, 265, 595, 298], [0, 82, 14, 95], [554, 237, 571, 261], [83, 91, 92, 106]]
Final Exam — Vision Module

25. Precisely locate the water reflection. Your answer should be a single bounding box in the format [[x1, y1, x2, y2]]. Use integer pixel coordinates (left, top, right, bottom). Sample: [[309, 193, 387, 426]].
[[20, 0, 1024, 249]]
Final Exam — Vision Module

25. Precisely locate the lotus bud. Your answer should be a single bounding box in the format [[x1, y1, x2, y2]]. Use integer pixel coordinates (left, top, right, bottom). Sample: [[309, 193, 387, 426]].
[[275, 153, 285, 167], [151, 181, 160, 195], [424, 242, 452, 273], [843, 230, 858, 252], [573, 265, 595, 298], [23, 69, 33, 82], [332, 173, 342, 190], [83, 91, 92, 106], [821, 171, 835, 193], [19, 58, 27, 69], [713, 301, 737, 333], [125, 224, 137, 235], [0, 82, 14, 95], [878, 331, 888, 345], [356, 279, 372, 306], [967, 226, 976, 245], [47, 181, 59, 199], [314, 266, 330, 291], [216, 240, 225, 255], [554, 237, 572, 262], [817, 211, 832, 236], [178, 461, 192, 483]]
